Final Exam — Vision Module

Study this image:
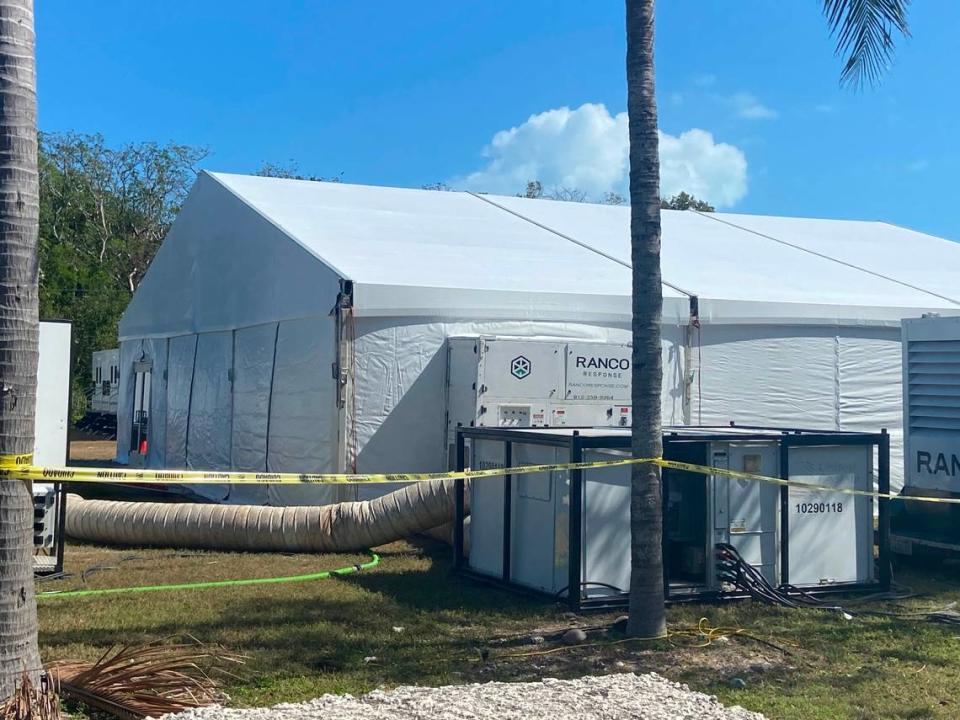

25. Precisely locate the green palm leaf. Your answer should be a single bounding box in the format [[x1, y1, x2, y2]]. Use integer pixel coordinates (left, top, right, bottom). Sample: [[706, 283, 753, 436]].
[[823, 0, 911, 87]]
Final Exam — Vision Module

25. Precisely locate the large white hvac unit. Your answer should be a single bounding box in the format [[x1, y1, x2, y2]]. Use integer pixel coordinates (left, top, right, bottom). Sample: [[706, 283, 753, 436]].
[[454, 426, 890, 608], [445, 337, 632, 464], [893, 315, 960, 554]]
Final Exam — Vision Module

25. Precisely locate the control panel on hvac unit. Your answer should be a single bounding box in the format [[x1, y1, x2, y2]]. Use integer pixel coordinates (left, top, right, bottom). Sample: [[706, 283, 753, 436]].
[[445, 337, 632, 450]]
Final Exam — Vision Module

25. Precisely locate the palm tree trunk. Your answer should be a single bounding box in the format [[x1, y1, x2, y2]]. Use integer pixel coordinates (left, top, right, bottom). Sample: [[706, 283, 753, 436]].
[[625, 0, 666, 638], [0, 0, 41, 698]]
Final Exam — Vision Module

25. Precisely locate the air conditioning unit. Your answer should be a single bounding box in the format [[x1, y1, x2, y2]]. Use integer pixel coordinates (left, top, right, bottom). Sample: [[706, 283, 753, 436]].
[[454, 425, 889, 609], [445, 337, 633, 465], [893, 315, 960, 556]]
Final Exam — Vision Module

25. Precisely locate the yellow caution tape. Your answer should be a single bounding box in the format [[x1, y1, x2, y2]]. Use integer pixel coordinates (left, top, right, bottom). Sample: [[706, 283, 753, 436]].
[[0, 457, 650, 485], [0, 453, 33, 469], [2, 455, 958, 505]]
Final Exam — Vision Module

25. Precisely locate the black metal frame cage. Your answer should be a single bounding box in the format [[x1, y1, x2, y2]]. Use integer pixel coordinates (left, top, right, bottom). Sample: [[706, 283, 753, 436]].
[[452, 424, 891, 611]]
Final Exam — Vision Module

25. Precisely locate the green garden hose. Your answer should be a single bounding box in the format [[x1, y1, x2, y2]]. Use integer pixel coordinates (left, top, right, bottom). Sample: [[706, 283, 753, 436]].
[[36, 552, 380, 600]]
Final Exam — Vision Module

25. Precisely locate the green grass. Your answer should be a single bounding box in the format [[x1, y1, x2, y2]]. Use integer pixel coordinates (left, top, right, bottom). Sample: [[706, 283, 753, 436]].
[[37, 542, 960, 719]]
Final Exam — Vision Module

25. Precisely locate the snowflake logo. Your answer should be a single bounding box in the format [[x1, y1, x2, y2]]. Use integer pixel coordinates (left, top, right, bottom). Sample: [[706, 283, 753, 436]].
[[510, 355, 531, 380]]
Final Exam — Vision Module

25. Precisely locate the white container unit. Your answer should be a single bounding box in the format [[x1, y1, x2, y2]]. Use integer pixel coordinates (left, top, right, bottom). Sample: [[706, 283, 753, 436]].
[[455, 426, 886, 608], [34, 320, 72, 575]]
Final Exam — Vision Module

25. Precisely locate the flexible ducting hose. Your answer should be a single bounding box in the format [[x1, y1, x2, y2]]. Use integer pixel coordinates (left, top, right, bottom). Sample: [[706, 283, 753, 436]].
[[65, 479, 460, 552]]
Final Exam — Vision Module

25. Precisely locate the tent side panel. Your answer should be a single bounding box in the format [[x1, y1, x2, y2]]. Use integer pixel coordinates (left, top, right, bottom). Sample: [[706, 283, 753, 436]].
[[231, 323, 277, 472], [165, 335, 198, 468], [115, 340, 140, 464], [838, 328, 905, 490], [696, 325, 838, 429], [267, 316, 337, 475], [695, 324, 905, 488], [143, 337, 168, 468], [187, 331, 234, 470]]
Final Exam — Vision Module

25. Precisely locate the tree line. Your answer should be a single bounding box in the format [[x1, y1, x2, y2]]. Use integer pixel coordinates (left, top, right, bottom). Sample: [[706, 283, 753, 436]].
[[38, 132, 207, 415]]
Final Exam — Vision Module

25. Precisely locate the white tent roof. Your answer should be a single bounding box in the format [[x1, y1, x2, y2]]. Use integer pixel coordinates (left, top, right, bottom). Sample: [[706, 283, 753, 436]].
[[207, 172, 656, 298], [120, 172, 960, 339], [473, 194, 960, 311]]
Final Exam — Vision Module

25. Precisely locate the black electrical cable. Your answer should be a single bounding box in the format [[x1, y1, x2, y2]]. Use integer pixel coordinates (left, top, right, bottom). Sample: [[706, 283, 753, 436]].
[[553, 581, 626, 601]]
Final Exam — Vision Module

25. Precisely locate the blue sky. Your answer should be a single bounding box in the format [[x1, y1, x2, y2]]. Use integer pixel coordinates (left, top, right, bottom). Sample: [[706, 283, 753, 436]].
[[36, 1, 960, 240]]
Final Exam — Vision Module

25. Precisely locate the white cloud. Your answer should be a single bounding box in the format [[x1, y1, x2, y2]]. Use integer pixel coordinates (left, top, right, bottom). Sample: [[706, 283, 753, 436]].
[[906, 159, 929, 173], [693, 73, 717, 87], [660, 129, 748, 206], [730, 92, 778, 120], [453, 103, 748, 208]]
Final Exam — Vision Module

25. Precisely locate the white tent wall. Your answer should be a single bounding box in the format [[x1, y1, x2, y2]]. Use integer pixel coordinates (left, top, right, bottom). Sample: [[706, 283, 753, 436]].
[[116, 170, 344, 477], [144, 337, 169, 468], [696, 325, 838, 428], [695, 323, 905, 487], [119, 173, 343, 341], [231, 323, 277, 472], [118, 316, 340, 500], [116, 340, 137, 464], [346, 316, 689, 474], [164, 334, 196, 468], [264, 316, 340, 505], [837, 329, 905, 489], [188, 331, 234, 471]]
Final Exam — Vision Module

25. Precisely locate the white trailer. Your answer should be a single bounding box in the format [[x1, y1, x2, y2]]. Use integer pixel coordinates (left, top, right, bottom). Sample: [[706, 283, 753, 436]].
[[90, 348, 120, 415]]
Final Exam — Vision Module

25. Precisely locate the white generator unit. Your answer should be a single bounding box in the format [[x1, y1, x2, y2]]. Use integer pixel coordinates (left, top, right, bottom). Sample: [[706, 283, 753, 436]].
[[90, 348, 120, 415], [454, 425, 890, 608], [445, 337, 632, 465], [893, 315, 960, 554]]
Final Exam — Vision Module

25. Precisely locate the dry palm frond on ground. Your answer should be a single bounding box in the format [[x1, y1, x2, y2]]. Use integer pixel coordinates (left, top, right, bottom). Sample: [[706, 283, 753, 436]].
[[47, 638, 244, 720], [0, 672, 62, 720]]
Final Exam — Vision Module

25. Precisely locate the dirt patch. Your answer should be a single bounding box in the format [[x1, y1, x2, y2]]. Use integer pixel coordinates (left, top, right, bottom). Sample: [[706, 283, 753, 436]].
[[69, 439, 116, 462], [477, 620, 797, 689]]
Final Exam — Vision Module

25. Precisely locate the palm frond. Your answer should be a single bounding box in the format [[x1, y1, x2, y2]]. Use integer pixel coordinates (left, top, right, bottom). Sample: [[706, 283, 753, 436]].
[[46, 637, 245, 720], [0, 672, 62, 720], [822, 0, 911, 88]]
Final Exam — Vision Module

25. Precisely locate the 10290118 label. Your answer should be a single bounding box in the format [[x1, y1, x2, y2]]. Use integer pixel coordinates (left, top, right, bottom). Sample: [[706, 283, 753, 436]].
[[795, 501, 843, 514]]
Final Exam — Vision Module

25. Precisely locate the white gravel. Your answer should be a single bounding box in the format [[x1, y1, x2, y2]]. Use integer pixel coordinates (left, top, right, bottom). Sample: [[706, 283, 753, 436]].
[[161, 673, 766, 720]]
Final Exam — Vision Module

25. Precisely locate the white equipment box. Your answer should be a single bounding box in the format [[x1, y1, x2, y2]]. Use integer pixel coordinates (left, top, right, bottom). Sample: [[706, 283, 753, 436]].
[[34, 321, 72, 574], [457, 426, 885, 608], [445, 337, 632, 464]]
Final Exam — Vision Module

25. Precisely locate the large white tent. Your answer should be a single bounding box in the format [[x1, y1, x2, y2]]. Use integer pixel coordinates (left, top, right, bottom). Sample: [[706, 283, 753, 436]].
[[117, 171, 960, 499]]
